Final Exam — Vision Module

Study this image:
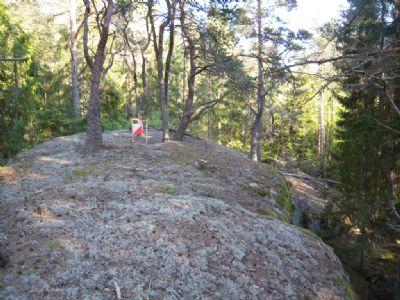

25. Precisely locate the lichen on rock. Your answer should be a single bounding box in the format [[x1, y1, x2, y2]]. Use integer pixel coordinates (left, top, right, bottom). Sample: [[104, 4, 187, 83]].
[[0, 130, 349, 299]]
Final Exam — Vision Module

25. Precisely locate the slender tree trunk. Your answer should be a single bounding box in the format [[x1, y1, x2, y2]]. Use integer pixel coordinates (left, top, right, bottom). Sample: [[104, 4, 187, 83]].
[[207, 112, 211, 140], [123, 55, 133, 118], [13, 60, 20, 125], [269, 108, 275, 140], [121, 17, 140, 117], [141, 50, 148, 115], [148, 0, 173, 141], [83, 0, 93, 70], [70, 0, 80, 118], [249, 0, 265, 161], [157, 56, 170, 139], [164, 0, 176, 103], [217, 121, 222, 145], [140, 19, 151, 116], [326, 96, 334, 163], [242, 106, 251, 150], [175, 0, 196, 141], [124, 74, 133, 118], [84, 0, 114, 154], [319, 89, 326, 177], [182, 48, 187, 103], [132, 55, 140, 117]]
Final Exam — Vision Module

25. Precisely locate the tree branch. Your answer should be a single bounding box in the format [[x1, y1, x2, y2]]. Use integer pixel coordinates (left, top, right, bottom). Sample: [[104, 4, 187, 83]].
[[190, 99, 224, 122]]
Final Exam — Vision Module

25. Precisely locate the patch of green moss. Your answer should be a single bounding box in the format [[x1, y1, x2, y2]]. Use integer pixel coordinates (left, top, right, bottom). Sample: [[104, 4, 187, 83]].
[[199, 186, 223, 198], [259, 205, 290, 223], [276, 180, 293, 214], [258, 190, 271, 197], [260, 205, 278, 218], [44, 239, 63, 250], [334, 278, 359, 300], [158, 186, 174, 194], [72, 168, 90, 177], [34, 258, 43, 264], [298, 227, 322, 241]]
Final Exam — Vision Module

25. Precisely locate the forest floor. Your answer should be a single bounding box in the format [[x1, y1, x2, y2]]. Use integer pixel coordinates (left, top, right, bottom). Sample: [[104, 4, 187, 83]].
[[0, 129, 350, 299]]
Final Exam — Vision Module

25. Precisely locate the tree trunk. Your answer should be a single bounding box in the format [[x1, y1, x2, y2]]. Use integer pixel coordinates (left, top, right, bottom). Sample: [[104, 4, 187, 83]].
[[84, 0, 114, 154], [319, 89, 326, 177], [269, 108, 275, 140], [141, 50, 148, 115], [139, 18, 151, 117], [242, 106, 251, 150], [123, 55, 133, 118], [13, 60, 20, 125], [70, 0, 80, 118], [164, 0, 176, 103], [131, 55, 140, 117], [148, 0, 173, 141], [121, 17, 140, 118], [175, 0, 196, 141], [249, 0, 265, 162], [182, 48, 187, 103]]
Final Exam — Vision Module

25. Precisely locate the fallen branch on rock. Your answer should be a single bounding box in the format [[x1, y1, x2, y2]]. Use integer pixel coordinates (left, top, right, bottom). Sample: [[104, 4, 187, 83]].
[[282, 171, 340, 185]]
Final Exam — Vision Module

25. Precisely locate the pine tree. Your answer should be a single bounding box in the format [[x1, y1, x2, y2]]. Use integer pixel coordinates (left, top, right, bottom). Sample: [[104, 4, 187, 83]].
[[333, 0, 400, 297]]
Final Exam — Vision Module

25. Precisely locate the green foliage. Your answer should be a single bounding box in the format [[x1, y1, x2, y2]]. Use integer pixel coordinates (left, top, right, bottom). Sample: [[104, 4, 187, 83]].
[[101, 114, 128, 131], [276, 180, 293, 214]]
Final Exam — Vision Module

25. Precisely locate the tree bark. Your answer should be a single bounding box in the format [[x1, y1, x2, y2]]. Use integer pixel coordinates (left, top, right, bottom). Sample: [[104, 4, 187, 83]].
[[70, 0, 80, 118], [174, 0, 196, 141], [84, 0, 114, 154], [249, 0, 265, 161]]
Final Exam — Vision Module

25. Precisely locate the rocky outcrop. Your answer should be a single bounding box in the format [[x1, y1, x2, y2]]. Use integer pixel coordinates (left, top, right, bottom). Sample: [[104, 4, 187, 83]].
[[0, 130, 349, 299]]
